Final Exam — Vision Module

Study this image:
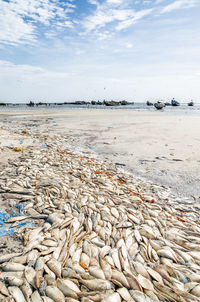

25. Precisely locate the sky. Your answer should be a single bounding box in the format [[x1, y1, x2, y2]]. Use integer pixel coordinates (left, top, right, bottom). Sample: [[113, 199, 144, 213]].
[[0, 0, 200, 103]]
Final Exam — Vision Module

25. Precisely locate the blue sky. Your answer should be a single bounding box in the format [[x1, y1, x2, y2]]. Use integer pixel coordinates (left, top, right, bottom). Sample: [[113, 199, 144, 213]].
[[0, 0, 200, 102]]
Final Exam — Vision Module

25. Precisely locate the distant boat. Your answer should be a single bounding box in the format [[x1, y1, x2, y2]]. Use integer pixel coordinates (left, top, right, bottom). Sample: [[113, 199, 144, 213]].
[[188, 101, 194, 106], [27, 101, 35, 107], [121, 100, 128, 105], [171, 98, 180, 106], [154, 101, 165, 110], [104, 101, 120, 106], [146, 101, 153, 106]]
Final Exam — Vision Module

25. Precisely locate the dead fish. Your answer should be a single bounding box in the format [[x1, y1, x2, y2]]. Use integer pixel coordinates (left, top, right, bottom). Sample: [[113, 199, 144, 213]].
[[189, 251, 200, 261], [62, 268, 81, 280], [111, 270, 130, 288], [4, 276, 24, 287], [79, 279, 113, 291], [35, 257, 44, 271], [31, 290, 43, 302], [44, 275, 57, 286], [1, 263, 25, 272], [134, 263, 150, 280], [117, 287, 134, 301], [89, 266, 105, 280], [99, 258, 112, 280], [8, 286, 26, 302], [129, 290, 151, 302], [0, 280, 9, 296], [190, 285, 200, 297], [35, 269, 44, 289], [147, 267, 164, 285], [110, 249, 122, 271], [0, 253, 22, 264], [58, 279, 80, 294], [47, 258, 62, 278], [102, 292, 121, 302], [6, 216, 31, 223], [20, 279, 33, 301], [57, 279, 79, 299], [144, 289, 160, 302], [157, 249, 178, 262], [137, 274, 154, 291], [42, 239, 58, 247], [0, 271, 24, 281], [45, 285, 65, 302], [12, 255, 27, 264], [27, 249, 39, 267], [80, 253, 90, 267], [25, 266, 36, 288]]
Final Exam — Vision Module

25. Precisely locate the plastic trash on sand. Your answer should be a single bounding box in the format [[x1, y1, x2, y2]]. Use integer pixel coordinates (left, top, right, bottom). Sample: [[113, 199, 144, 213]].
[[0, 206, 35, 238], [13, 147, 24, 152]]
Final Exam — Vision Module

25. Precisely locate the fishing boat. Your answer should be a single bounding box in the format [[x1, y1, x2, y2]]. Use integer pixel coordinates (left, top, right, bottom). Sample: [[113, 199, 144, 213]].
[[104, 101, 120, 106], [188, 100, 194, 106], [154, 101, 165, 110], [171, 98, 180, 106], [27, 101, 35, 107]]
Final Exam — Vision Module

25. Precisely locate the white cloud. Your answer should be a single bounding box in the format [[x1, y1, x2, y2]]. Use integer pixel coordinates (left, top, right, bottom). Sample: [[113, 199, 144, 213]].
[[83, 0, 153, 34], [97, 31, 113, 40], [155, 0, 166, 4], [0, 0, 75, 45], [161, 0, 199, 13], [116, 9, 153, 30], [106, 0, 124, 5]]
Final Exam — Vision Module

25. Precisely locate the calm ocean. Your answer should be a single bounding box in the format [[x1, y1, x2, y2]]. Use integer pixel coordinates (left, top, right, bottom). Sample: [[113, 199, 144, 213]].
[[1, 102, 200, 115]]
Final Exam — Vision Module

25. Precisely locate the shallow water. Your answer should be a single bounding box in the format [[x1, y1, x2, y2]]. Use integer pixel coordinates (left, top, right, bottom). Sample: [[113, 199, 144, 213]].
[[1, 102, 200, 115]]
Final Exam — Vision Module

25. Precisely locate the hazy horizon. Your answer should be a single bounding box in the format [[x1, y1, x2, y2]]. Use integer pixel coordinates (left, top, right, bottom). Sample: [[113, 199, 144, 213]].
[[0, 0, 200, 103], [1, 99, 199, 105]]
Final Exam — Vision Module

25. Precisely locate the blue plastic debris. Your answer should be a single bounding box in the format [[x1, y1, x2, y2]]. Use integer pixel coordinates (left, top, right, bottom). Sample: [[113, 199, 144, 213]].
[[107, 126, 113, 129], [12, 209, 18, 216], [17, 222, 35, 228], [16, 204, 25, 215], [0, 209, 11, 225], [20, 140, 24, 145], [0, 226, 15, 237], [0, 207, 35, 238]]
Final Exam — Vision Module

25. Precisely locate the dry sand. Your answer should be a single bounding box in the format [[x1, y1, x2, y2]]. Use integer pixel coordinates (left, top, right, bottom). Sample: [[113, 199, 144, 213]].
[[0, 109, 200, 199]]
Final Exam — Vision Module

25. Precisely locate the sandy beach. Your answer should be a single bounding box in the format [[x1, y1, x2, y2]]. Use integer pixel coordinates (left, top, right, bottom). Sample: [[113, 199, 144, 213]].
[[0, 110, 200, 302], [1, 108, 200, 301], [1, 108, 199, 198]]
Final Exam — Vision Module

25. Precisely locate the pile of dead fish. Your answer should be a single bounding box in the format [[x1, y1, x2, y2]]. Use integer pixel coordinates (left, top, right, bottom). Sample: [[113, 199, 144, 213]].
[[0, 135, 200, 302]]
